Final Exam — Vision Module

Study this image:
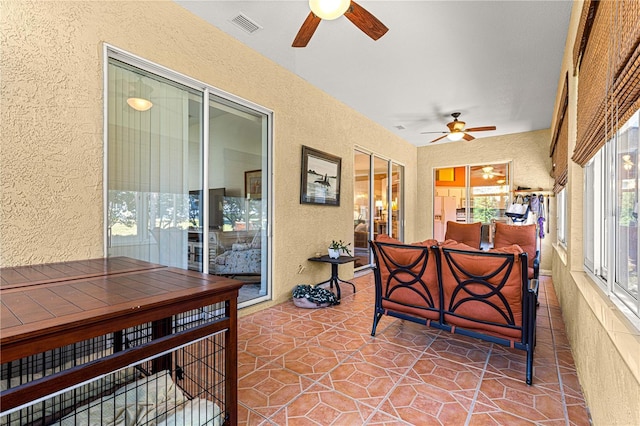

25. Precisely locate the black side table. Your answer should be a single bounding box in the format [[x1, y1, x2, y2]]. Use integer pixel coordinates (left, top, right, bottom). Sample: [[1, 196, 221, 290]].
[[308, 255, 357, 300]]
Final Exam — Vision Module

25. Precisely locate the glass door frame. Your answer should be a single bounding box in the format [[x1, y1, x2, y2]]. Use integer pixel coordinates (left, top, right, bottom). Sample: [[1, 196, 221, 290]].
[[353, 148, 405, 270], [433, 162, 512, 247], [104, 45, 273, 308]]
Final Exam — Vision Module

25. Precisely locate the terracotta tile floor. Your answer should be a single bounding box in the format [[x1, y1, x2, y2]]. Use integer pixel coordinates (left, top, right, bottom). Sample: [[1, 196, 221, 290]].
[[237, 272, 592, 425]]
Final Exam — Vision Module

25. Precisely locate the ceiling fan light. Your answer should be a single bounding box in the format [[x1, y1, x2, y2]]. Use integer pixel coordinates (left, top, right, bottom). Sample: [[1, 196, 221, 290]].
[[309, 0, 350, 20], [127, 97, 153, 111], [447, 131, 465, 142]]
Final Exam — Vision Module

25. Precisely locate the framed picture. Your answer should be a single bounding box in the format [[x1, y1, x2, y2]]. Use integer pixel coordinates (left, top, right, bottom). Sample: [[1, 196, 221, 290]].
[[436, 167, 455, 182], [245, 169, 262, 199], [300, 146, 341, 206]]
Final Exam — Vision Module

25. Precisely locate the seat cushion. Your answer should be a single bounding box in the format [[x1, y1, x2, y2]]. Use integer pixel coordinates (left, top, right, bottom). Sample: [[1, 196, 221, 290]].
[[373, 234, 440, 318], [493, 222, 536, 269], [444, 221, 482, 249], [439, 244, 524, 340]]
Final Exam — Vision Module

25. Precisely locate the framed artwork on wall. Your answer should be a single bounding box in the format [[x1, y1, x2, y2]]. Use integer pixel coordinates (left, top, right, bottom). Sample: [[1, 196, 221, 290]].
[[245, 169, 262, 199], [300, 146, 341, 206]]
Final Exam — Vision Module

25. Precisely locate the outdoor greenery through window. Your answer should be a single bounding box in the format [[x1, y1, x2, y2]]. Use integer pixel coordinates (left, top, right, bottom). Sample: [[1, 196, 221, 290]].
[[584, 109, 639, 321]]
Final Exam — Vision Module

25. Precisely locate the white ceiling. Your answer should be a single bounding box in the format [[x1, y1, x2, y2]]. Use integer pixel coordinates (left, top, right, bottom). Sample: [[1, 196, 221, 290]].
[[175, 0, 572, 147]]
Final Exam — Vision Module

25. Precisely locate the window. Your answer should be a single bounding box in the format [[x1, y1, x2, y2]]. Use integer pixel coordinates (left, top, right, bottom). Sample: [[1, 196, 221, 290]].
[[106, 47, 272, 308], [434, 163, 510, 247], [584, 110, 640, 320], [556, 188, 567, 247], [353, 150, 404, 269]]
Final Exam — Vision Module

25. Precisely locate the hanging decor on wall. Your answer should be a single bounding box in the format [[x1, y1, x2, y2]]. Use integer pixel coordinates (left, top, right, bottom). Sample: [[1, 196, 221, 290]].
[[300, 146, 341, 206]]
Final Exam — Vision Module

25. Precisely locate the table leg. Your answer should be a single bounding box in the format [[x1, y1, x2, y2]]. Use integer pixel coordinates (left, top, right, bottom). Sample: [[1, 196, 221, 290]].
[[328, 264, 356, 300], [313, 262, 357, 301]]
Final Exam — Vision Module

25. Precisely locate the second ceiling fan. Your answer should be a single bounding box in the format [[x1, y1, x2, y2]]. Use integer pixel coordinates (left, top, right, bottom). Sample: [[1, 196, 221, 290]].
[[292, 0, 388, 48], [422, 112, 497, 143]]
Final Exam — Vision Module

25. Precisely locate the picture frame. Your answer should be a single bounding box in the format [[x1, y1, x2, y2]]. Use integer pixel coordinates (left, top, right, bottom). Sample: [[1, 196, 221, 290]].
[[300, 146, 341, 206], [245, 169, 262, 199], [436, 167, 455, 182]]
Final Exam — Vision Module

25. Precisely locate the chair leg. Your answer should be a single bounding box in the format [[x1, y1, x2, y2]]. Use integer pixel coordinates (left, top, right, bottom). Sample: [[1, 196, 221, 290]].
[[371, 311, 383, 336], [526, 346, 534, 385]]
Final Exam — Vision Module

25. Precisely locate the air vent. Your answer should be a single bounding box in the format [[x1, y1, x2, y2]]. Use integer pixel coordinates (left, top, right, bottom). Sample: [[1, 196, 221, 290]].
[[230, 13, 262, 34], [394, 125, 406, 130]]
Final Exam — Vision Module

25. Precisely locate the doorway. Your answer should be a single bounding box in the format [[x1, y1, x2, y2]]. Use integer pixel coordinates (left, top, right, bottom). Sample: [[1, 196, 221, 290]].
[[105, 48, 272, 308], [434, 163, 510, 248], [354, 150, 404, 268]]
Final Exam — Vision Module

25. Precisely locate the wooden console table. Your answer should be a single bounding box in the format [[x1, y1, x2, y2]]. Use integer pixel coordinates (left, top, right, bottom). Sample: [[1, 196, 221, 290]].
[[0, 257, 243, 425]]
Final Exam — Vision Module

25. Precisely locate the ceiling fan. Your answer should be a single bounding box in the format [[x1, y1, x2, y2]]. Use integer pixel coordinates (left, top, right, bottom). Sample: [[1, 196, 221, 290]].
[[292, 0, 388, 48], [422, 112, 497, 143]]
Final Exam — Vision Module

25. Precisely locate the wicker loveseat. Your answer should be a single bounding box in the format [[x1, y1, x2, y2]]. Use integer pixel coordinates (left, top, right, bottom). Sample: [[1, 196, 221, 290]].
[[370, 235, 538, 384]]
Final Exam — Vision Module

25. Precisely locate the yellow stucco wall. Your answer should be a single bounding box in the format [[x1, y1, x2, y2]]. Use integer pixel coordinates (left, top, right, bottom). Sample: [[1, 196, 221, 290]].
[[417, 129, 556, 272], [0, 0, 417, 310], [548, 2, 640, 425], [3, 2, 639, 423]]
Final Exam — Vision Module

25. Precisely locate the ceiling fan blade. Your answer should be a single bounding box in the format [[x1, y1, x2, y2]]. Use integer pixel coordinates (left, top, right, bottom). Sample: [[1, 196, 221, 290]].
[[465, 126, 496, 132], [430, 134, 448, 143], [462, 133, 475, 141], [344, 1, 389, 40], [292, 12, 321, 47], [420, 131, 447, 135]]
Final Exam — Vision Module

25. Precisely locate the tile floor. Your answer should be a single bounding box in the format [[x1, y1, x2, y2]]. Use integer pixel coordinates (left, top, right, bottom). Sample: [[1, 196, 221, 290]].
[[237, 272, 591, 425]]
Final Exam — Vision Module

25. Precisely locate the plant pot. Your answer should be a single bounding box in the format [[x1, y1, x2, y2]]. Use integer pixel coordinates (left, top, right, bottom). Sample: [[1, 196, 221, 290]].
[[328, 248, 340, 259]]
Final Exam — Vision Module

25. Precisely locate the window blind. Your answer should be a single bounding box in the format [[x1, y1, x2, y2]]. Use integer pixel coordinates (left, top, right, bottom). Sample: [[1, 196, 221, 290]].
[[550, 73, 569, 193], [572, 0, 640, 166]]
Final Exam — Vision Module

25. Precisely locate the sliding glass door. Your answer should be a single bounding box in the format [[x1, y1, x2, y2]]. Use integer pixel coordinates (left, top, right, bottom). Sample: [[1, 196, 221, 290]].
[[106, 48, 271, 307], [434, 163, 510, 248], [107, 59, 199, 269], [353, 150, 404, 269]]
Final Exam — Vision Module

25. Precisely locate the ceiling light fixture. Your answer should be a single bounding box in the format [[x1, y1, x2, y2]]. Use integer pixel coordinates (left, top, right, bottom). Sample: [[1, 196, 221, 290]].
[[127, 97, 153, 112], [309, 0, 351, 20], [127, 77, 153, 112], [482, 166, 495, 179], [622, 154, 634, 170], [447, 131, 465, 142]]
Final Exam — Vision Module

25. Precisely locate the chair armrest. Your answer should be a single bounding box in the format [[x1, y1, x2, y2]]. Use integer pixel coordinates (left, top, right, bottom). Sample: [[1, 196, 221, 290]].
[[533, 250, 540, 279]]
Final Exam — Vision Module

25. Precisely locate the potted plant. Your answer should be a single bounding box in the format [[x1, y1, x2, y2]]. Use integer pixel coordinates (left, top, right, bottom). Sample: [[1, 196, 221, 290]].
[[328, 239, 352, 258]]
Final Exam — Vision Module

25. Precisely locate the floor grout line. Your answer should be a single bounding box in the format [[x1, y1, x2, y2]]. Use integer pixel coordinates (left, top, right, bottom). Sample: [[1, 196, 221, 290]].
[[545, 281, 571, 426], [463, 344, 492, 426]]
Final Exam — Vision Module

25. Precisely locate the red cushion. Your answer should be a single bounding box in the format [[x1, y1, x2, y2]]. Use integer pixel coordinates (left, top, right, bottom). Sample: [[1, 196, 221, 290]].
[[444, 221, 482, 249], [440, 239, 480, 252], [376, 234, 438, 247], [439, 245, 524, 339], [373, 236, 440, 316], [493, 223, 537, 269]]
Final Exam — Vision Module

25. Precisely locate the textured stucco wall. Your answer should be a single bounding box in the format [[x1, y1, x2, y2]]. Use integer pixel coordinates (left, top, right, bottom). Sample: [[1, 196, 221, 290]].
[[417, 129, 556, 272], [0, 1, 417, 310], [552, 254, 640, 425], [547, 2, 640, 424]]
